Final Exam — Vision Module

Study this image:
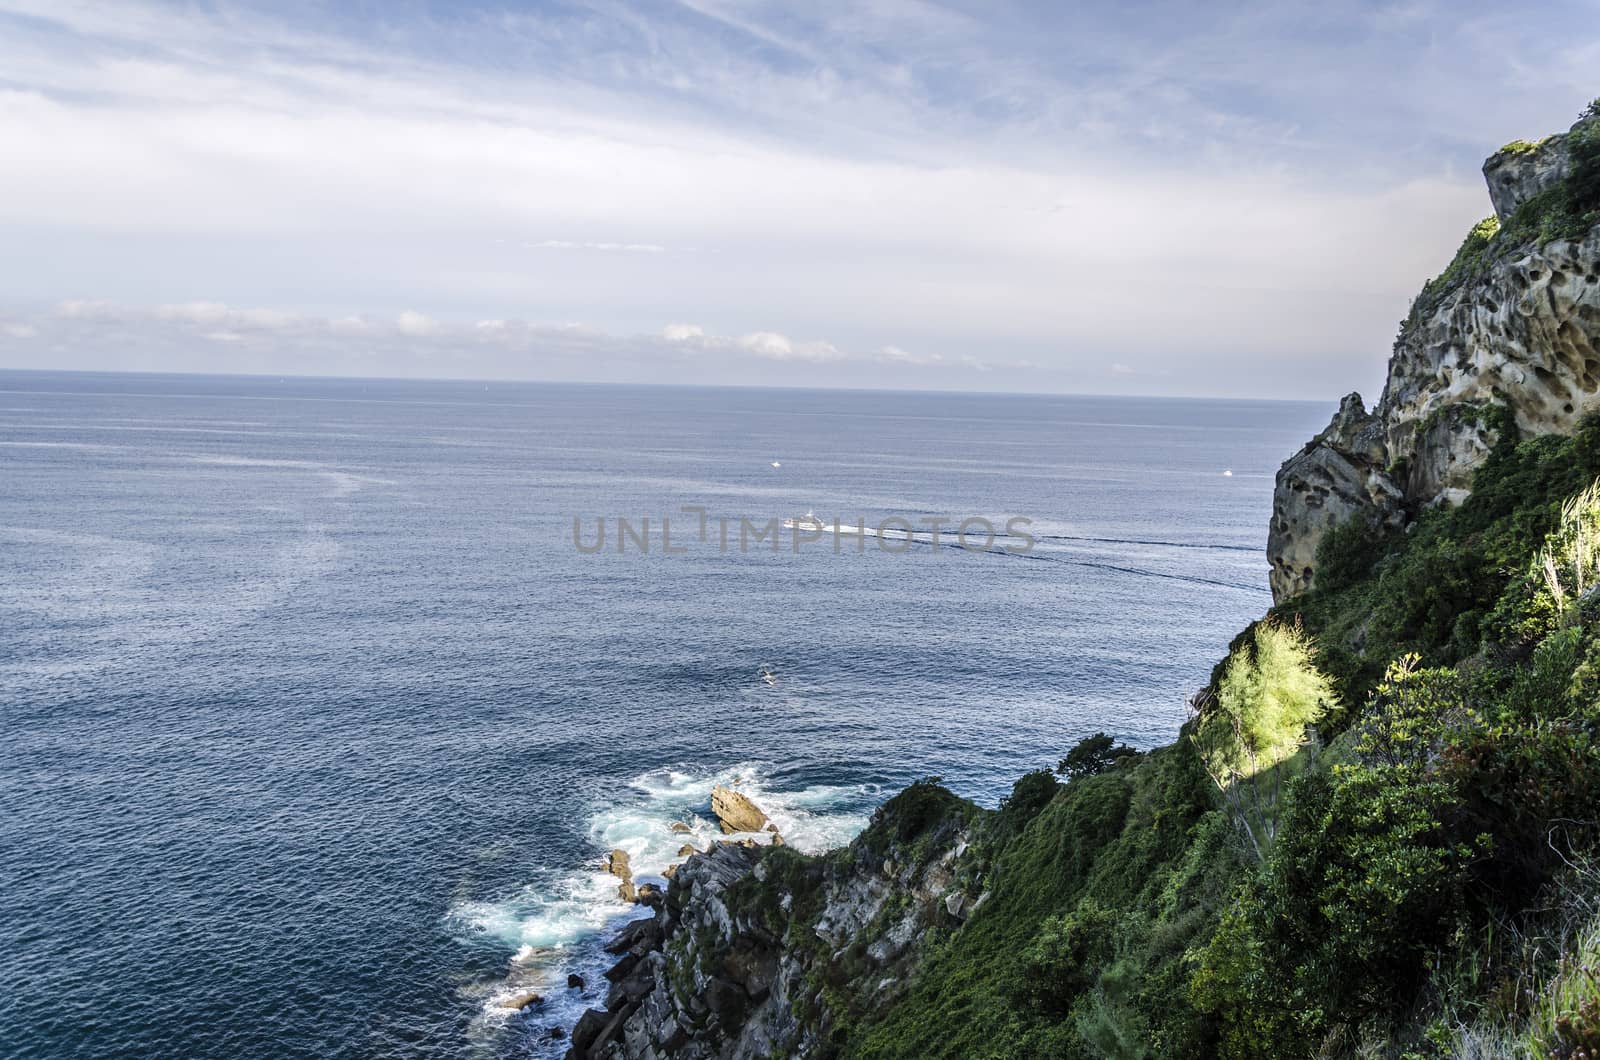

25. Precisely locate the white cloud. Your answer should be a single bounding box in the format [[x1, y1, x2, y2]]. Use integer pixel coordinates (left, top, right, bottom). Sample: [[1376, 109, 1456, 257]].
[[737, 331, 793, 358], [1, 322, 37, 338], [879, 344, 942, 366], [396, 310, 437, 336], [662, 323, 704, 342]]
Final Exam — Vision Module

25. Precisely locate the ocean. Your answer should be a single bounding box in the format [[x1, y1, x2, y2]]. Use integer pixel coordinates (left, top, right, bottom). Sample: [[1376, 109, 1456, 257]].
[[0, 371, 1330, 1058]]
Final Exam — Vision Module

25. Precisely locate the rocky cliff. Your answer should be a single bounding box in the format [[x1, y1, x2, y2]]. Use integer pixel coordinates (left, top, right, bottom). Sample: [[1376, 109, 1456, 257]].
[[1269, 107, 1600, 601], [565, 784, 983, 1060]]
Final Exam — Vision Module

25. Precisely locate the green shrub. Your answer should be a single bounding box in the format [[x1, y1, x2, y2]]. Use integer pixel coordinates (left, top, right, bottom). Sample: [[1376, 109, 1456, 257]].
[[996, 769, 1060, 836], [1010, 898, 1118, 1016], [1312, 514, 1399, 594], [1566, 109, 1600, 219], [1191, 622, 1333, 860], [1057, 732, 1141, 780]]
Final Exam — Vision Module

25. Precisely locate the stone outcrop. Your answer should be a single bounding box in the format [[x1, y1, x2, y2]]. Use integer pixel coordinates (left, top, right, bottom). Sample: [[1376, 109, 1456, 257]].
[[1484, 134, 1574, 222], [606, 849, 636, 903], [1268, 393, 1407, 600], [1270, 110, 1600, 601], [565, 788, 981, 1060], [710, 786, 772, 835]]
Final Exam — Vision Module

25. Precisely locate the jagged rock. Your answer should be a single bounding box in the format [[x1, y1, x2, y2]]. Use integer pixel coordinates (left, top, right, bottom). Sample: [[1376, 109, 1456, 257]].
[[567, 973, 585, 990], [635, 883, 663, 910], [662, 863, 678, 880], [604, 849, 631, 880], [711, 785, 771, 834], [603, 952, 642, 983], [722, 937, 780, 1000], [605, 970, 654, 1012], [1271, 112, 1600, 602], [703, 977, 751, 1026], [676, 844, 697, 857], [669, 822, 692, 834], [1484, 131, 1575, 222], [1268, 392, 1406, 601], [592, 796, 978, 1059], [569, 1008, 610, 1054], [603, 916, 661, 955], [616, 880, 635, 903]]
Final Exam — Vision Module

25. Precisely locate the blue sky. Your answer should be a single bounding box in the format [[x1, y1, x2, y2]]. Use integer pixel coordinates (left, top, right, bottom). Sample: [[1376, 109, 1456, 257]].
[[0, 0, 1596, 398]]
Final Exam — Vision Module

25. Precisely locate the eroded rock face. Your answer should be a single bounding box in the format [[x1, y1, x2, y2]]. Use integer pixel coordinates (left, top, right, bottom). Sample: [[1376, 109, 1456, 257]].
[[1270, 113, 1600, 603], [1268, 393, 1406, 601], [1382, 233, 1600, 454], [568, 807, 980, 1060], [1483, 133, 1573, 222]]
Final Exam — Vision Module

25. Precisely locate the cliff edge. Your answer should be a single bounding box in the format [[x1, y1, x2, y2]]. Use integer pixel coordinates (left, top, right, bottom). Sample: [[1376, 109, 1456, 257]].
[[1269, 105, 1600, 601]]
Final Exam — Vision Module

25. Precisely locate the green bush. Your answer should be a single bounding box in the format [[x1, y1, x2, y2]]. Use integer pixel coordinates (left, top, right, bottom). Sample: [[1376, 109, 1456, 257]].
[[995, 769, 1060, 837], [1057, 732, 1141, 780]]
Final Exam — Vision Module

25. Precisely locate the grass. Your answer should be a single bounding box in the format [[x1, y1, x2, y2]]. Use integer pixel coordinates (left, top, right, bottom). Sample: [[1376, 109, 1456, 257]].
[[1449, 867, 1600, 1059]]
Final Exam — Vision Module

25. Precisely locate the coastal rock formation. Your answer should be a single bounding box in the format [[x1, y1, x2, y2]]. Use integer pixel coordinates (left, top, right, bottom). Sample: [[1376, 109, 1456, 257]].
[[1268, 393, 1406, 600], [1483, 132, 1575, 222], [710, 785, 771, 835], [565, 786, 980, 1060], [1270, 109, 1600, 601], [606, 849, 636, 903]]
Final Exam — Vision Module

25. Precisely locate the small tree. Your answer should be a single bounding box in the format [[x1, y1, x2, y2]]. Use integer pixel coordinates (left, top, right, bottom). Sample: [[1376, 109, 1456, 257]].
[[1189, 621, 1334, 861], [1057, 732, 1140, 780]]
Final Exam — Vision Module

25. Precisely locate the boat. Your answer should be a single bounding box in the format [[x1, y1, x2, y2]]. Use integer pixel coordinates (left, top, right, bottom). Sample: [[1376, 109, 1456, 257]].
[[782, 510, 829, 533]]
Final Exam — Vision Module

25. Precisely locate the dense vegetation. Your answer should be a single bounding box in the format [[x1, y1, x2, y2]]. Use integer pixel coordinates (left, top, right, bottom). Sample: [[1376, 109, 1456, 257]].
[[814, 415, 1600, 1060]]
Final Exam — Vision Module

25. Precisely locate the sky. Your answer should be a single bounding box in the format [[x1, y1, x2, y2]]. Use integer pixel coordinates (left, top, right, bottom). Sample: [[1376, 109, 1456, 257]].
[[0, 0, 1597, 399]]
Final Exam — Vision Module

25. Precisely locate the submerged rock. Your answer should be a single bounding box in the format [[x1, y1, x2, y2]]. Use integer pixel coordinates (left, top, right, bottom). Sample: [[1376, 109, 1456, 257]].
[[501, 990, 543, 1011]]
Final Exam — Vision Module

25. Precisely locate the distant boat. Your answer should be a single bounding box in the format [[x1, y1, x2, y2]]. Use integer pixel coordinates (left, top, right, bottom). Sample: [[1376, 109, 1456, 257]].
[[770, 461, 782, 468], [783, 511, 827, 533], [782, 511, 877, 537], [1222, 469, 1234, 477]]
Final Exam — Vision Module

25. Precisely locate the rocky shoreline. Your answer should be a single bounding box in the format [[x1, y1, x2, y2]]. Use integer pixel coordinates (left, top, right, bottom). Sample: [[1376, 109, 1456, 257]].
[[563, 784, 794, 1058], [560, 783, 981, 1059]]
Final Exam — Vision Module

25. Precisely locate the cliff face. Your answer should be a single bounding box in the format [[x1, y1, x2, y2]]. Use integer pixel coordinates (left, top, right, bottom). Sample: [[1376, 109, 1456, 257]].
[[1269, 112, 1600, 601], [567, 786, 982, 1060]]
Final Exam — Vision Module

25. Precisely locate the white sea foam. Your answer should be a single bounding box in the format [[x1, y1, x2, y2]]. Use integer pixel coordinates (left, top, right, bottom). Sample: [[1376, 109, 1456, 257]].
[[448, 763, 875, 1038]]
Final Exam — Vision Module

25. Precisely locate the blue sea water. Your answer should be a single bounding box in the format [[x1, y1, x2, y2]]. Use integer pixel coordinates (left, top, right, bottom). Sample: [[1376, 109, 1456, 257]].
[[0, 371, 1330, 1058]]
